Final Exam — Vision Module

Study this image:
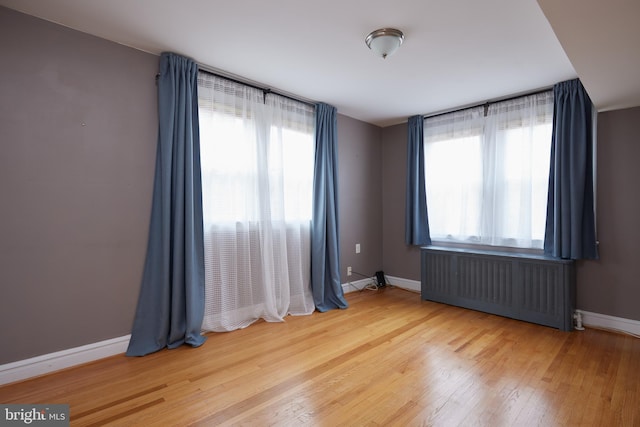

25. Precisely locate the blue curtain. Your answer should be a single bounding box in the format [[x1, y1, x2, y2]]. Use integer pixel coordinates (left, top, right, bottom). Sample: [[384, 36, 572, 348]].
[[544, 78, 598, 259], [311, 103, 348, 312], [405, 115, 432, 246], [127, 53, 207, 356]]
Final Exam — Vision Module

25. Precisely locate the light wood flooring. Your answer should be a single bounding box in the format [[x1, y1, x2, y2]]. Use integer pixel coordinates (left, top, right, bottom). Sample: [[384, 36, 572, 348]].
[[1, 287, 639, 426]]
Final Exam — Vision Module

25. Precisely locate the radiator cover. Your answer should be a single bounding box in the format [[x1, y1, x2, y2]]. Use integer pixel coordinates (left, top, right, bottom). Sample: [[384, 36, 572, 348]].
[[421, 246, 576, 331]]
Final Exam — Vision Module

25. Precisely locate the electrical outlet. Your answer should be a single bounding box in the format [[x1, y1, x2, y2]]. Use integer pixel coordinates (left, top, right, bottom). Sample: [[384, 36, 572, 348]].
[[355, 243, 361, 254], [347, 266, 352, 276]]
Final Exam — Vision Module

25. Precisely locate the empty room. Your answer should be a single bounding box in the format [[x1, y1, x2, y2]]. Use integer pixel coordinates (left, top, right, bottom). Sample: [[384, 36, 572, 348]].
[[1, 1, 639, 425]]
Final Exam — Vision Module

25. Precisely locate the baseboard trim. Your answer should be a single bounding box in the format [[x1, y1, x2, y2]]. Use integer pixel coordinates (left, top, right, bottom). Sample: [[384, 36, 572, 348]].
[[342, 275, 421, 294], [386, 275, 421, 293], [342, 277, 376, 293], [579, 310, 640, 337], [0, 335, 130, 386]]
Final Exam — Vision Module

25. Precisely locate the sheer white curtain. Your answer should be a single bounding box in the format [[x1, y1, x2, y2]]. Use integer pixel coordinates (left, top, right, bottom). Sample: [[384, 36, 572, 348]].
[[197, 72, 315, 332], [424, 91, 554, 249]]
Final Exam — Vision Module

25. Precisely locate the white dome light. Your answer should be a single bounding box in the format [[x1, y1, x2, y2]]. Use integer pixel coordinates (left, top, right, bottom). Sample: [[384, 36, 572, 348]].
[[365, 28, 405, 59]]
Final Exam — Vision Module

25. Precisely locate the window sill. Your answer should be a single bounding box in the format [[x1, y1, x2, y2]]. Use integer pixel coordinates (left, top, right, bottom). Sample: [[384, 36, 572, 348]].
[[424, 241, 563, 262]]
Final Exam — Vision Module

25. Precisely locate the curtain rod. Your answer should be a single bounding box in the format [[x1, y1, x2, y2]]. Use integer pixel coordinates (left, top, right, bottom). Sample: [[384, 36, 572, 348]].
[[197, 64, 317, 108], [423, 86, 554, 120]]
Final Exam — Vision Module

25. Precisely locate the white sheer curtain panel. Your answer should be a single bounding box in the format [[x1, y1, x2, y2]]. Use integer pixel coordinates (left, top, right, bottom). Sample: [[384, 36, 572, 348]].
[[197, 72, 316, 332], [424, 106, 485, 242], [424, 91, 554, 249]]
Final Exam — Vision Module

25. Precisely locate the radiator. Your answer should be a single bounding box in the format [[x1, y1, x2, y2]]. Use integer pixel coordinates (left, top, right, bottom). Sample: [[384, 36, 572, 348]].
[[421, 246, 575, 330]]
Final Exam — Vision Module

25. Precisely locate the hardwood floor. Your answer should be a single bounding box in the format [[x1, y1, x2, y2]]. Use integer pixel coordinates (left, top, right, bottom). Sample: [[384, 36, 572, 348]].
[[1, 287, 639, 426]]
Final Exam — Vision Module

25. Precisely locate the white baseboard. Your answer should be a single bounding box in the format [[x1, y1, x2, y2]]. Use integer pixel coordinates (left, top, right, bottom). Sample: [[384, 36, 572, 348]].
[[579, 310, 640, 337], [386, 275, 421, 293], [343, 277, 377, 293], [0, 335, 130, 386], [342, 275, 421, 294]]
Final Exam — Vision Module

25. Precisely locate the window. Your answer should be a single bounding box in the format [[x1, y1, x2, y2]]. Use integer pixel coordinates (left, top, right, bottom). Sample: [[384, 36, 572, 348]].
[[197, 72, 316, 332], [424, 91, 554, 249], [198, 76, 315, 225]]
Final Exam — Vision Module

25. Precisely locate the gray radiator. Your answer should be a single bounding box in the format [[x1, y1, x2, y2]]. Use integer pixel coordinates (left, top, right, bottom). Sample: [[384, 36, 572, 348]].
[[421, 246, 575, 330]]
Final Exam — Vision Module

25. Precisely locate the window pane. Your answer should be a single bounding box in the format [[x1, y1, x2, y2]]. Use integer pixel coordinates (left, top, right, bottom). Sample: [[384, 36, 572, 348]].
[[425, 135, 483, 241], [495, 124, 552, 243], [277, 127, 314, 221], [199, 110, 259, 223]]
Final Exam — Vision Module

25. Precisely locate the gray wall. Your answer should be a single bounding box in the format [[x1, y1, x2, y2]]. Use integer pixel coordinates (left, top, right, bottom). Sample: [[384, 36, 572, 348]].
[[576, 107, 640, 321], [337, 115, 383, 284], [381, 124, 421, 280], [0, 7, 158, 364], [380, 109, 640, 322]]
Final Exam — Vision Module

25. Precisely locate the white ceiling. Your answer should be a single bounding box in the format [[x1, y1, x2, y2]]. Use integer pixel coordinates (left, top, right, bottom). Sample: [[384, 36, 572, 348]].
[[1, 0, 639, 127]]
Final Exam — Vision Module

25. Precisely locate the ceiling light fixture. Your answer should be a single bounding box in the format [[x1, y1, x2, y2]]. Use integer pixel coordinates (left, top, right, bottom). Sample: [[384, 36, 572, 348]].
[[365, 28, 404, 59]]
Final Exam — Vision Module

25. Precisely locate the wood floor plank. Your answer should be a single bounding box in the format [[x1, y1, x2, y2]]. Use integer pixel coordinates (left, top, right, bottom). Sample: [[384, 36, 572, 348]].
[[1, 287, 639, 426]]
